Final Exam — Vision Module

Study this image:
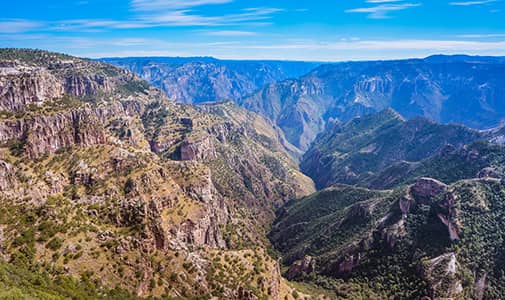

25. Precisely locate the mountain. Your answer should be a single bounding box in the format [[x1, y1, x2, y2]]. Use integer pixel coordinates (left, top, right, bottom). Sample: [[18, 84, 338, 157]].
[[270, 177, 505, 299], [301, 109, 482, 189], [364, 140, 505, 189], [271, 109, 505, 299], [241, 55, 505, 150], [0, 48, 314, 299], [102, 56, 320, 104]]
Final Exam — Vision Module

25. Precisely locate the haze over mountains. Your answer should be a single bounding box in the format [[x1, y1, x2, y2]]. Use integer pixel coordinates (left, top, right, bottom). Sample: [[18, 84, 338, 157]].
[[3, 48, 505, 299], [106, 55, 505, 151], [103, 57, 320, 105]]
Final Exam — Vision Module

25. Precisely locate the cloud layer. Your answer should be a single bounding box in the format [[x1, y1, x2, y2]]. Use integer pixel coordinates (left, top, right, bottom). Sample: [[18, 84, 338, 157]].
[[346, 1, 421, 19]]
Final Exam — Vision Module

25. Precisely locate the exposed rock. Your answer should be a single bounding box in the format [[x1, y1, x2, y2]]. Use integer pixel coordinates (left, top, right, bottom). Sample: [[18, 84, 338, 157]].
[[0, 160, 17, 191], [381, 218, 406, 248], [0, 226, 5, 258], [411, 177, 448, 200], [71, 160, 96, 186], [180, 136, 216, 161], [236, 286, 258, 300], [474, 273, 487, 300], [0, 66, 63, 111], [345, 201, 376, 221], [437, 192, 461, 241], [399, 194, 415, 215], [335, 251, 364, 276], [286, 255, 316, 280], [43, 171, 67, 194], [422, 253, 463, 299], [97, 230, 115, 241], [173, 213, 226, 249]]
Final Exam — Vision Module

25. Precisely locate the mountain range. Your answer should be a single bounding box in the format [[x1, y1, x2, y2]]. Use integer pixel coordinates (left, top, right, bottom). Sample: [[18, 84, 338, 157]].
[[103, 56, 320, 105], [108, 55, 505, 151], [3, 48, 505, 299]]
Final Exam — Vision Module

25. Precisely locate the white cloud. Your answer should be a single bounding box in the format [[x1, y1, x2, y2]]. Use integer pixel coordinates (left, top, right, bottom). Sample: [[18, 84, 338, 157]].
[[457, 33, 505, 38], [40, 6, 281, 32], [366, 0, 403, 3], [0, 19, 44, 33], [130, 0, 233, 11], [449, 0, 497, 5], [346, 3, 421, 19], [142, 7, 282, 26], [202, 30, 257, 36]]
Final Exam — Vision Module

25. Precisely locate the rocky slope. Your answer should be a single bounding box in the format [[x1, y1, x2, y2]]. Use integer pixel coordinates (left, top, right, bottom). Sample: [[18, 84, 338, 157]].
[[271, 176, 505, 299], [364, 140, 505, 189], [271, 110, 505, 299], [301, 109, 482, 189], [103, 56, 319, 104], [241, 55, 505, 150], [0, 48, 314, 299]]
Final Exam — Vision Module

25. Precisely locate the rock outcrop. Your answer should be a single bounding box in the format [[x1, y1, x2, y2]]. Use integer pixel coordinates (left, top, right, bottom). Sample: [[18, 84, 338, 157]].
[[286, 255, 316, 280], [0, 65, 63, 111], [243, 55, 505, 149], [411, 177, 448, 200], [422, 253, 463, 299], [437, 192, 461, 241]]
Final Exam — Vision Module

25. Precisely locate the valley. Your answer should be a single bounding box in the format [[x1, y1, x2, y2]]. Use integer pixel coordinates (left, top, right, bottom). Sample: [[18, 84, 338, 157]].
[[2, 48, 505, 299]]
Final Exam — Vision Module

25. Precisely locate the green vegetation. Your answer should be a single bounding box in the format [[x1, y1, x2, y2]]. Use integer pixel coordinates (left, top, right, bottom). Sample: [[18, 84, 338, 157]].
[[302, 109, 482, 189], [0, 48, 75, 64], [0, 260, 143, 299], [118, 80, 150, 96]]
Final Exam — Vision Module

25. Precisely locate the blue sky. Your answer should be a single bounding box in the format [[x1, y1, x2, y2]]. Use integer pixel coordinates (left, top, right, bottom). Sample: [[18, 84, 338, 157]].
[[1, 0, 504, 60]]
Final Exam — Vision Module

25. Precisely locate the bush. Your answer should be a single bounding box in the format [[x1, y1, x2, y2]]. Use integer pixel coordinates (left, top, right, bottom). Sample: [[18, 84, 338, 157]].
[[46, 237, 64, 251]]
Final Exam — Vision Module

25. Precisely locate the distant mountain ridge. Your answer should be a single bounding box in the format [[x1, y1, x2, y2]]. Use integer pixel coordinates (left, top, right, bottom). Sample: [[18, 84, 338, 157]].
[[103, 55, 505, 151], [102, 56, 320, 105], [241, 55, 505, 149]]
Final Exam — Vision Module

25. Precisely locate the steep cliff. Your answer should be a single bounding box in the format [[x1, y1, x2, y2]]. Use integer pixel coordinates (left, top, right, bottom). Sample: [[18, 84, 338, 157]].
[[103, 56, 319, 104], [0, 49, 310, 299], [241, 55, 505, 150], [271, 176, 505, 299]]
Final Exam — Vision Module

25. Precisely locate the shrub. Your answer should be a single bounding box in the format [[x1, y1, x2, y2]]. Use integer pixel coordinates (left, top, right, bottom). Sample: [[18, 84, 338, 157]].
[[46, 237, 64, 251]]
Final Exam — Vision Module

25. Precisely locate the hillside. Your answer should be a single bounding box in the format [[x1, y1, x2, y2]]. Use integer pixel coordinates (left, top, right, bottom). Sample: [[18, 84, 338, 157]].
[[241, 55, 505, 150], [0, 48, 314, 299], [364, 140, 505, 189], [102, 57, 319, 105], [301, 109, 482, 189], [272, 109, 505, 299], [271, 177, 505, 299]]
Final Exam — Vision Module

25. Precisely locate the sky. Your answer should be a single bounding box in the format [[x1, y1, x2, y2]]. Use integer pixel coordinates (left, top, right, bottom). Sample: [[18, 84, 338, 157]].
[[0, 0, 504, 61]]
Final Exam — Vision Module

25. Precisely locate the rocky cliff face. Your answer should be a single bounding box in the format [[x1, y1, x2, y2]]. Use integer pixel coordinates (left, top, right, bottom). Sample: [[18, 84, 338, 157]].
[[103, 56, 319, 104], [0, 49, 309, 299], [0, 64, 63, 111], [242, 55, 505, 149], [0, 50, 140, 112], [141, 100, 315, 246], [272, 164, 505, 299]]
